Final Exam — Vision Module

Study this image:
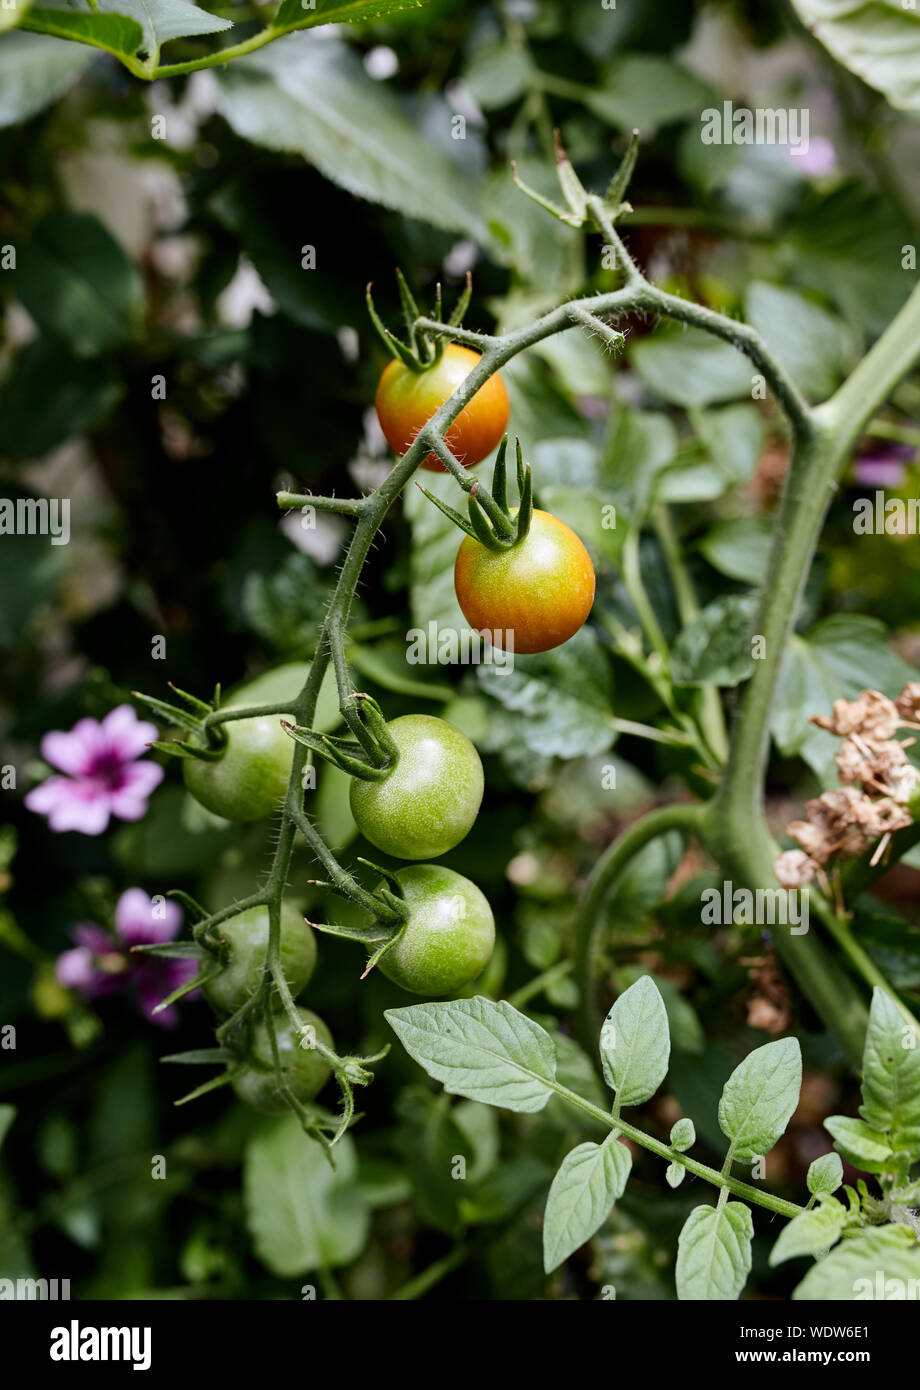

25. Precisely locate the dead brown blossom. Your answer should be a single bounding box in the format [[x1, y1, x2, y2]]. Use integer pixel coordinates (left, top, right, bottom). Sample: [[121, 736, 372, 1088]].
[[773, 682, 920, 890]]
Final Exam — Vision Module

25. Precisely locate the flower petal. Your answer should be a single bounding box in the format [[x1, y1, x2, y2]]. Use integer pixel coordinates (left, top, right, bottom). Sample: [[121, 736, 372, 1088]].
[[26, 777, 111, 835], [116, 888, 183, 946], [40, 718, 104, 776], [107, 761, 164, 822], [101, 705, 159, 763]]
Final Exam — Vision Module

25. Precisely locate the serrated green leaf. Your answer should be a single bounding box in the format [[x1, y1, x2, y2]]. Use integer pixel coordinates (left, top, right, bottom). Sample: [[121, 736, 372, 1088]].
[[792, 1224, 920, 1300], [476, 627, 616, 762], [385, 998, 557, 1113], [215, 36, 490, 245], [676, 1202, 753, 1300], [671, 1117, 696, 1152], [671, 593, 759, 688], [859, 987, 920, 1161], [98, 0, 230, 67], [769, 1196, 847, 1266], [718, 1037, 802, 1162], [789, 0, 920, 114], [825, 1114, 893, 1173], [244, 1120, 368, 1276], [599, 975, 670, 1107], [275, 0, 429, 36], [0, 31, 95, 129], [542, 1136, 632, 1273], [807, 1151, 844, 1196], [21, 8, 142, 59]]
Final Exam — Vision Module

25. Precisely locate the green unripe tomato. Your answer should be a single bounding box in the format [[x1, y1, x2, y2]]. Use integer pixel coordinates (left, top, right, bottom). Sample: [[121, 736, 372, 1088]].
[[202, 901, 317, 1017], [183, 662, 338, 823], [377, 864, 495, 996], [349, 715, 484, 860], [232, 1007, 334, 1114]]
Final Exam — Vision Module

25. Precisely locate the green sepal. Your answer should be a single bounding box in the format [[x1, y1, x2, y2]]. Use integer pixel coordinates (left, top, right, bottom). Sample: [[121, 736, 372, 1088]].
[[167, 682, 213, 716], [554, 129, 589, 223], [151, 966, 221, 1015], [175, 1067, 243, 1107], [129, 940, 202, 959], [448, 270, 473, 328], [133, 691, 202, 735], [395, 266, 421, 350], [511, 161, 583, 228], [415, 483, 480, 540], [167, 889, 210, 923], [604, 128, 639, 209]]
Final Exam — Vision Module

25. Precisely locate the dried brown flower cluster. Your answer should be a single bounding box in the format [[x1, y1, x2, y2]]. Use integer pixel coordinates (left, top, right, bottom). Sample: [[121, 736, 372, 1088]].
[[774, 686, 920, 891]]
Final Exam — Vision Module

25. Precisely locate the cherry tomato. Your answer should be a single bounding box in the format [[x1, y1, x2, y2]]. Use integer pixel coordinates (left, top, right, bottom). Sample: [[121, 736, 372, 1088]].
[[233, 1007, 333, 1113], [376, 864, 495, 996], [183, 662, 337, 823], [349, 714, 483, 860], [375, 344, 510, 472], [202, 902, 317, 1017], [454, 509, 595, 654]]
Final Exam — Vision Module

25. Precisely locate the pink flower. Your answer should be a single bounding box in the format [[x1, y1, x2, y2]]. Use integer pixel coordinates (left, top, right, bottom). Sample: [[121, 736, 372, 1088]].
[[854, 442, 913, 490], [25, 706, 164, 835], [789, 136, 837, 178], [55, 889, 198, 1028]]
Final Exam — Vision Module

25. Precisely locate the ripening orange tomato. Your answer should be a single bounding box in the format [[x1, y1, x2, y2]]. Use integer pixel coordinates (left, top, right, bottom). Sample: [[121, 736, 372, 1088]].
[[454, 510, 596, 654], [375, 344, 510, 472]]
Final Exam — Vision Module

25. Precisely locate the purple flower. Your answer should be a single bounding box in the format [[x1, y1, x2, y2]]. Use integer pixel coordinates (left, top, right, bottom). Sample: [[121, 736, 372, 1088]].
[[854, 442, 914, 490], [788, 136, 837, 178], [55, 888, 198, 1028], [25, 705, 164, 835]]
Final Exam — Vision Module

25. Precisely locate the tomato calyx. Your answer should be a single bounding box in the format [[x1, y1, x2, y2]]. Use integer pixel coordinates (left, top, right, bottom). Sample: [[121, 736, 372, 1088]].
[[512, 127, 638, 231], [132, 681, 229, 762], [305, 857, 411, 978], [418, 435, 534, 553], [282, 692, 399, 782], [366, 269, 473, 373]]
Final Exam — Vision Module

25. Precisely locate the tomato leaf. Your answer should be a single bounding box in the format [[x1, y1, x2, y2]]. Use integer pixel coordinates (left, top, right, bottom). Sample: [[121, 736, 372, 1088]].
[[542, 1136, 632, 1273], [385, 997, 557, 1113], [769, 1196, 847, 1266], [789, 0, 920, 114], [671, 593, 759, 688], [598, 974, 670, 1106], [676, 1201, 753, 1300], [21, 8, 143, 60], [215, 35, 490, 245], [859, 987, 920, 1161], [718, 1037, 802, 1162], [244, 1120, 368, 1275], [792, 1223, 920, 1300], [0, 31, 95, 129], [807, 1151, 844, 1196]]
